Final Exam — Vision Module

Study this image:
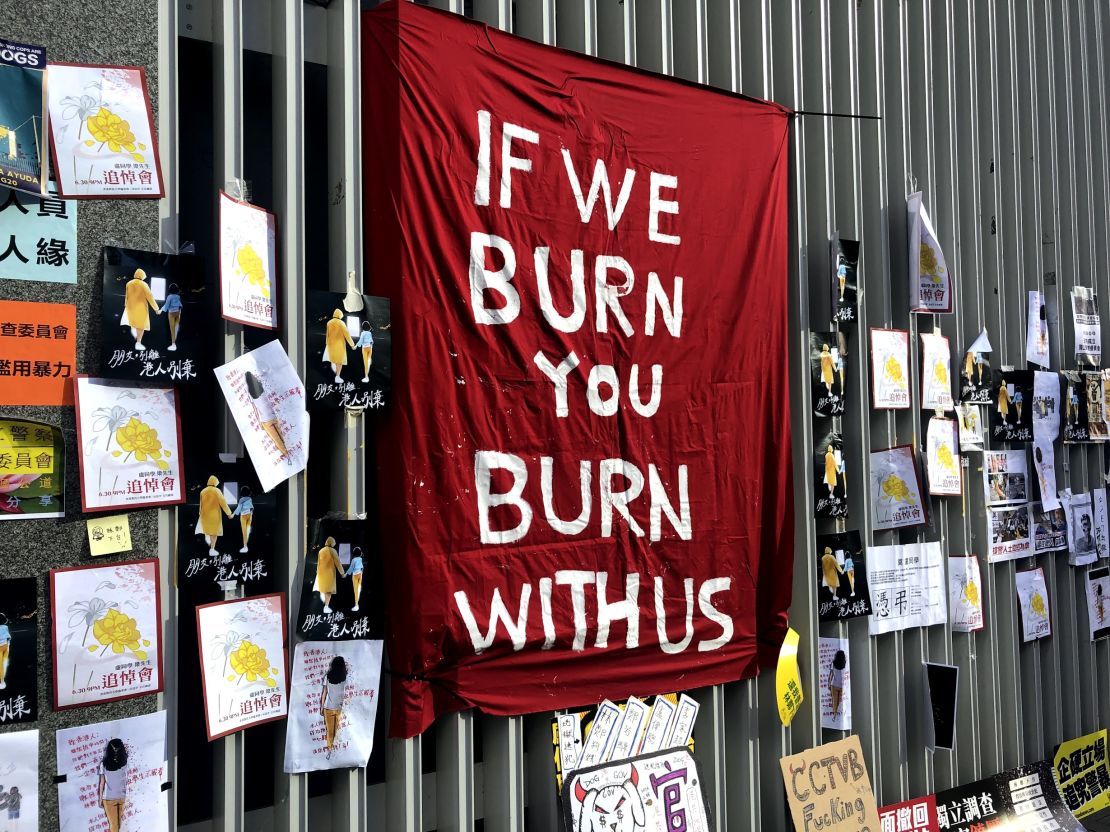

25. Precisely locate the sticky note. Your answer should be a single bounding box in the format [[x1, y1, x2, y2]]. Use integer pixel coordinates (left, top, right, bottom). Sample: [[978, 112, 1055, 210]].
[[86, 513, 133, 556]]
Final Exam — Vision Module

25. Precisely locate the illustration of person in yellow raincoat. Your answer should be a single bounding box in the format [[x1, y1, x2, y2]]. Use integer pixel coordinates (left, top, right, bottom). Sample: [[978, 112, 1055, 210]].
[[313, 536, 347, 615], [819, 343, 835, 396], [824, 445, 839, 497], [324, 309, 355, 384], [820, 546, 843, 596], [997, 381, 1011, 423], [197, 475, 233, 555], [123, 268, 161, 351]]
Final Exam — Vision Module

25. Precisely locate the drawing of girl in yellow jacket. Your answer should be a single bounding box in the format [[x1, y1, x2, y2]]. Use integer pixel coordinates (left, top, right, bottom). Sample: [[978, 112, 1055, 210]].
[[123, 268, 161, 351], [196, 475, 233, 555], [324, 309, 355, 384]]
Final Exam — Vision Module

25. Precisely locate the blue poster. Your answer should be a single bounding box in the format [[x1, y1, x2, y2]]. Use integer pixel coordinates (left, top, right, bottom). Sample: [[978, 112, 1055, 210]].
[[0, 182, 77, 283]]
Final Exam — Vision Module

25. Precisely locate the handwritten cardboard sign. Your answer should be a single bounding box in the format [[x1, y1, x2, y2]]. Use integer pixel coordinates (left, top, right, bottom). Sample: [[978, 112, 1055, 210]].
[[780, 735, 881, 832]]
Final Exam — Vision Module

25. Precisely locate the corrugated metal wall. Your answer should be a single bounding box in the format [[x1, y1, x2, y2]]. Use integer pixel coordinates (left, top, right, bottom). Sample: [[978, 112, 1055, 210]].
[[164, 0, 1110, 829]]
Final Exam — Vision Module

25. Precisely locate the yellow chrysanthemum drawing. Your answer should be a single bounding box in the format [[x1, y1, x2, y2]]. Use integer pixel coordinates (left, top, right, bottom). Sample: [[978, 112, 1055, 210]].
[[89, 608, 149, 660], [236, 244, 270, 299], [85, 107, 146, 163], [920, 241, 944, 283], [884, 355, 905, 387], [936, 443, 957, 474], [113, 416, 171, 471], [882, 474, 912, 503], [934, 360, 948, 387], [228, 640, 278, 688], [1031, 591, 1047, 618]]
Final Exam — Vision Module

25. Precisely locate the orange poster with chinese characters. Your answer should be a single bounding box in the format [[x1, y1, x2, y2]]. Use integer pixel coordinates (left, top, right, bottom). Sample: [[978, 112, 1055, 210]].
[[0, 299, 76, 405]]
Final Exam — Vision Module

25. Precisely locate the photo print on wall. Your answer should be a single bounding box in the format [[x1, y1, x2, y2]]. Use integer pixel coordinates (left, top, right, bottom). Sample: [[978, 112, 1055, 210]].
[[815, 530, 872, 623], [814, 423, 848, 519]]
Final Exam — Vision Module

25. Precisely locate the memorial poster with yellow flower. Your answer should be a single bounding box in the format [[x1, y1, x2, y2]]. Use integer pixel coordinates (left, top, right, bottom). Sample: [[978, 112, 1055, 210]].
[[219, 191, 278, 329], [195, 593, 288, 740], [869, 327, 910, 410], [1016, 566, 1052, 642], [925, 416, 961, 497], [49, 558, 163, 709], [920, 332, 954, 411], [869, 445, 926, 530], [908, 191, 953, 314], [72, 376, 184, 512], [45, 63, 164, 198], [947, 555, 984, 633]]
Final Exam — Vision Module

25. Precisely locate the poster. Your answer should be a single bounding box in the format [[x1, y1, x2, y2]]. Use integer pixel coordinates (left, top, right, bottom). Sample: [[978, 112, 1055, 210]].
[[305, 290, 392, 411], [1072, 286, 1101, 367], [0, 729, 39, 832], [780, 735, 881, 832], [1033, 370, 1061, 441], [1089, 371, 1109, 441], [870, 328, 910, 409], [49, 559, 162, 709], [283, 640, 384, 773], [908, 192, 953, 313], [867, 542, 947, 635], [818, 637, 850, 731], [925, 417, 961, 496], [776, 629, 803, 728], [1033, 439, 1059, 512], [0, 299, 76, 405], [815, 424, 848, 519], [99, 246, 215, 384], [810, 331, 847, 417], [562, 748, 710, 832], [987, 504, 1032, 563], [869, 446, 926, 530], [1094, 488, 1110, 561], [832, 238, 859, 325], [1053, 730, 1110, 820], [0, 182, 77, 283], [1063, 371, 1090, 443], [948, 556, 984, 633], [983, 449, 1027, 506], [1086, 566, 1110, 641], [990, 369, 1033, 443], [55, 710, 168, 832], [922, 662, 958, 751], [364, 2, 794, 735], [1033, 502, 1069, 554], [956, 404, 984, 452], [73, 377, 183, 512], [214, 340, 307, 493], [296, 518, 374, 640], [0, 417, 64, 520], [177, 454, 273, 590], [195, 593, 288, 740], [1028, 289, 1050, 367], [959, 329, 992, 404], [816, 530, 872, 622], [1016, 567, 1052, 642], [0, 577, 37, 724], [45, 63, 163, 199], [1068, 491, 1099, 567], [934, 761, 1085, 831], [0, 39, 47, 196], [218, 190, 278, 329], [877, 797, 939, 832], [920, 333, 953, 411]]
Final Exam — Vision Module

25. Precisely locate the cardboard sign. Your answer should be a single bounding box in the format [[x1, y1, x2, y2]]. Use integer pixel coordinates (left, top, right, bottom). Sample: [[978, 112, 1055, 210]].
[[0, 299, 76, 405], [0, 182, 77, 283], [780, 735, 881, 832], [562, 748, 710, 832], [364, 1, 794, 737], [86, 513, 132, 556]]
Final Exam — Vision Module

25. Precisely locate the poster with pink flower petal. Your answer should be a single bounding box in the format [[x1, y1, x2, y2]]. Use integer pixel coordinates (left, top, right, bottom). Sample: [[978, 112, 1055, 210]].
[[73, 376, 184, 512], [49, 559, 163, 709], [45, 63, 164, 199], [196, 593, 289, 741]]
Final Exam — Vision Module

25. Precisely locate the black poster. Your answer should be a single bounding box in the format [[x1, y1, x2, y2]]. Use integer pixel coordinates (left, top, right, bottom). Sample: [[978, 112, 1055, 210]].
[[990, 369, 1034, 443], [934, 761, 1085, 831], [1063, 371, 1091, 443], [177, 454, 274, 590], [814, 424, 847, 519], [959, 331, 992, 404], [99, 246, 216, 383], [296, 517, 376, 640], [305, 290, 392, 411], [0, 577, 37, 724], [832, 238, 859, 325], [923, 661, 958, 751], [816, 530, 872, 622], [810, 331, 848, 418]]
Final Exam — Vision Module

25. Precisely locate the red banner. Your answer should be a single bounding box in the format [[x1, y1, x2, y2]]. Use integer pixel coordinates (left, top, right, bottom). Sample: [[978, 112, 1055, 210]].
[[363, 1, 793, 738]]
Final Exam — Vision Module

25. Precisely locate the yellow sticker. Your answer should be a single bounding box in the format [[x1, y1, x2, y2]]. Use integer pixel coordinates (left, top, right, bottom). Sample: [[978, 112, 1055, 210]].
[[776, 626, 803, 727], [86, 513, 133, 556], [1053, 729, 1110, 819]]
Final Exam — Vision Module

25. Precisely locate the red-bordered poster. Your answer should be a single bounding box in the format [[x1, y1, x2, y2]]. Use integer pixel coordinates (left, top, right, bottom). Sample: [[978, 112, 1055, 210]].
[[364, 1, 793, 736], [49, 558, 164, 709], [218, 190, 279, 329]]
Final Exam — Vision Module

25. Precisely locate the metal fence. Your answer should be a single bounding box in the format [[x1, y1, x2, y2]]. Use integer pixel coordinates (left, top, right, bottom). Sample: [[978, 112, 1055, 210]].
[[158, 0, 1110, 829]]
